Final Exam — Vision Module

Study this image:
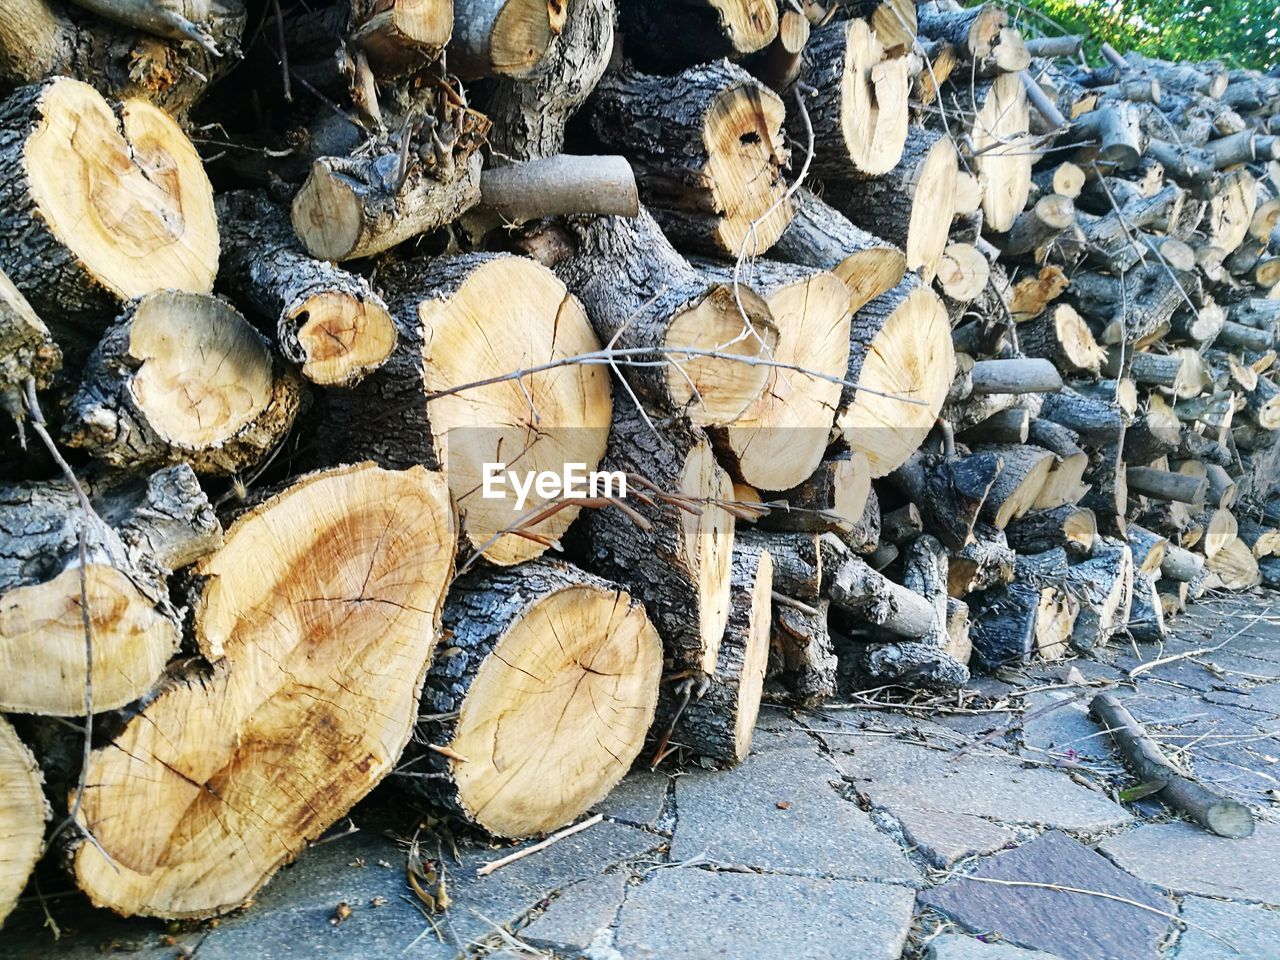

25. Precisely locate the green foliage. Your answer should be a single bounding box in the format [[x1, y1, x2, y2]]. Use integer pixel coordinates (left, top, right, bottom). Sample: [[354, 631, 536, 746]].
[[1009, 0, 1280, 71]]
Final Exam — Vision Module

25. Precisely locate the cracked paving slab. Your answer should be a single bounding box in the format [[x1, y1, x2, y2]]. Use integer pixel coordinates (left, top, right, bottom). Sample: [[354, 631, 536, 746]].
[[670, 740, 919, 881], [927, 933, 1066, 959], [919, 832, 1172, 960], [613, 868, 916, 960], [1099, 820, 1280, 905], [1170, 896, 1280, 958]]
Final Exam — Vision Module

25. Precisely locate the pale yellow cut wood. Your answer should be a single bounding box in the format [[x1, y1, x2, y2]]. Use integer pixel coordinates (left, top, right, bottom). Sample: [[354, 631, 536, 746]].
[[0, 716, 49, 926], [1206, 537, 1261, 590], [72, 464, 456, 918], [840, 20, 910, 176], [971, 73, 1033, 232], [25, 78, 217, 299], [420, 258, 611, 566]]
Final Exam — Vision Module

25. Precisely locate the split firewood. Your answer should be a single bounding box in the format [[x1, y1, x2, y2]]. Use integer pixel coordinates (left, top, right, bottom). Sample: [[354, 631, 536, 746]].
[[949, 523, 1016, 596], [1005, 504, 1097, 557], [670, 540, 773, 764], [0, 716, 48, 925], [555, 210, 777, 426], [974, 444, 1056, 528], [402, 558, 661, 834], [63, 292, 303, 476], [1065, 538, 1134, 651], [969, 550, 1078, 672], [71, 464, 456, 918], [1090, 692, 1254, 838], [1027, 418, 1091, 509], [770, 186, 907, 314], [217, 191, 397, 388], [770, 598, 838, 707], [748, 6, 810, 92], [0, 268, 61, 410], [584, 403, 736, 674], [310, 254, 611, 567], [1206, 537, 1263, 590], [0, 78, 218, 345], [836, 275, 955, 477], [588, 60, 791, 256], [755, 451, 872, 537], [890, 445, 1003, 551], [794, 19, 910, 182], [1128, 571, 1168, 642]]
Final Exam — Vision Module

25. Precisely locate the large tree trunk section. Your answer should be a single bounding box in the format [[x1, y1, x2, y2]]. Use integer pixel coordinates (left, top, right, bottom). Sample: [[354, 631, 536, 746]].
[[827, 125, 958, 280], [0, 78, 218, 340], [480, 0, 613, 161], [836, 276, 955, 477], [584, 404, 736, 674], [795, 19, 910, 182], [673, 540, 772, 765], [0, 716, 48, 925], [71, 464, 456, 919], [0, 0, 246, 116], [313, 254, 611, 567], [587, 61, 792, 256], [403, 559, 661, 835], [63, 292, 303, 477], [617, 0, 777, 72], [556, 210, 778, 427], [216, 191, 397, 388], [770, 186, 907, 314], [450, 0, 562, 79], [699, 260, 851, 490]]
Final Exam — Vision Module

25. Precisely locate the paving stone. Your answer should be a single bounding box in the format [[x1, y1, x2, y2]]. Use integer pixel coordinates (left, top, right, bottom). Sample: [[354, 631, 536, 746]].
[[192, 814, 661, 960], [919, 832, 1172, 960], [891, 805, 1020, 867], [1099, 820, 1280, 905], [614, 869, 915, 960], [519, 873, 629, 951], [1203, 684, 1280, 718], [595, 769, 671, 829], [1172, 897, 1280, 959], [927, 933, 1065, 959], [1019, 693, 1110, 762], [672, 744, 917, 880], [831, 732, 1131, 833]]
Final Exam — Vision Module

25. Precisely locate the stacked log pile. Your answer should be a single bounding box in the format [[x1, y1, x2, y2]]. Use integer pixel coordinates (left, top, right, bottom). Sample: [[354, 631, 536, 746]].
[[1, 0, 1279, 923]]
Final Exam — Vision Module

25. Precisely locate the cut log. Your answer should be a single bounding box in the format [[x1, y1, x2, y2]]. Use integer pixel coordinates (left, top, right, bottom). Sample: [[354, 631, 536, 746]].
[[748, 7, 809, 92], [881, 502, 924, 545], [1126, 523, 1168, 575], [349, 0, 452, 76], [0, 266, 60, 405], [1160, 542, 1205, 582], [827, 125, 958, 280], [1091, 692, 1254, 839], [770, 598, 837, 707], [1039, 386, 1127, 446], [3, 465, 210, 710], [969, 579, 1071, 672], [71, 464, 457, 918], [674, 540, 772, 763], [949, 523, 1015, 596], [216, 191, 397, 388], [1065, 539, 1134, 651], [584, 404, 736, 674], [0, 0, 245, 116], [0, 716, 48, 925], [404, 558, 660, 833], [556, 210, 777, 426], [481, 0, 613, 161], [617, 0, 778, 71], [63, 292, 303, 476], [770, 186, 907, 314], [969, 358, 1063, 395], [291, 145, 483, 262], [1005, 504, 1097, 557], [1003, 194, 1077, 257], [1206, 537, 1262, 590], [476, 155, 639, 225], [311, 254, 611, 567], [0, 78, 218, 340], [836, 276, 955, 477], [958, 408, 1030, 445], [956, 73, 1033, 232], [1128, 571, 1167, 642], [1027, 418, 1090, 510], [794, 19, 910, 181], [1237, 517, 1280, 558], [699, 260, 852, 489], [1127, 466, 1208, 506], [450, 0, 562, 79], [741, 530, 821, 602], [890, 446, 1002, 551], [975, 444, 1056, 529], [827, 553, 933, 639], [936, 242, 991, 304], [917, 4, 1005, 60], [588, 61, 791, 256]]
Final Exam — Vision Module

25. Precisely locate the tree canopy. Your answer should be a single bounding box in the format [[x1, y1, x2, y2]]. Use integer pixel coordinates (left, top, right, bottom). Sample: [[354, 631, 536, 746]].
[[1011, 1, 1279, 71]]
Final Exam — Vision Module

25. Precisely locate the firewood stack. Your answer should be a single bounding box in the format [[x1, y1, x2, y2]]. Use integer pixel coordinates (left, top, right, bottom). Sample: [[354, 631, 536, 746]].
[[1, 0, 1279, 923]]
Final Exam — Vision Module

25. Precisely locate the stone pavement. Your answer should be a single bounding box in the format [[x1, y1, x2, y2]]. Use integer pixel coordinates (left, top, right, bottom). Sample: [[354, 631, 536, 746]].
[[6, 597, 1280, 959]]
